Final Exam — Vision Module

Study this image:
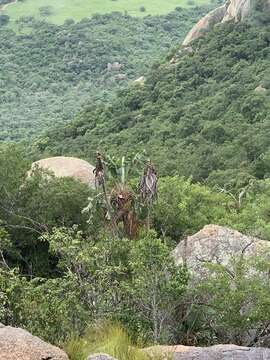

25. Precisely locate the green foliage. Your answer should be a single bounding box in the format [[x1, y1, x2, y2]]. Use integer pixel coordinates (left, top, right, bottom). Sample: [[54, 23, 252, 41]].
[[0, 7, 210, 140], [0, 14, 9, 26], [192, 253, 270, 346], [39, 6, 53, 17], [5, 0, 212, 24], [0, 144, 30, 200], [127, 231, 188, 343], [0, 268, 87, 341], [153, 177, 270, 242], [226, 179, 270, 240], [29, 227, 187, 344], [0, 10, 270, 348], [1, 145, 270, 347], [0, 0, 12, 5], [153, 177, 229, 239], [40, 20, 270, 187], [0, 144, 91, 275]]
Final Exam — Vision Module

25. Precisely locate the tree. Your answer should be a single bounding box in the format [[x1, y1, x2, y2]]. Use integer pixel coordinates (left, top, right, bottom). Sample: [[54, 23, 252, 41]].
[[128, 232, 187, 343], [191, 253, 270, 346], [153, 177, 229, 241], [88, 152, 150, 238]]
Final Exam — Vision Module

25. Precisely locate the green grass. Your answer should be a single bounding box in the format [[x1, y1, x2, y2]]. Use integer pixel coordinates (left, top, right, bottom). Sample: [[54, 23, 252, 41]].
[[5, 0, 210, 25], [64, 322, 169, 360]]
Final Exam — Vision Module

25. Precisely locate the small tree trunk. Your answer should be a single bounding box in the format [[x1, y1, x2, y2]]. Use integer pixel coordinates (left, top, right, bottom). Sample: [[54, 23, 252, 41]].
[[146, 201, 151, 232], [101, 179, 119, 238]]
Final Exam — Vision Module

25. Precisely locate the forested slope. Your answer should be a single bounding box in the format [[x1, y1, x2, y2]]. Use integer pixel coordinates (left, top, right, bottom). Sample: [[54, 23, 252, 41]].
[[0, 7, 211, 140], [39, 17, 270, 189], [1, 5, 270, 352]]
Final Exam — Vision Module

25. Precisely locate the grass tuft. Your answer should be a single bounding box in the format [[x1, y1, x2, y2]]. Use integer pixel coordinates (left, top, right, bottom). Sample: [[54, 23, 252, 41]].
[[64, 322, 169, 360]]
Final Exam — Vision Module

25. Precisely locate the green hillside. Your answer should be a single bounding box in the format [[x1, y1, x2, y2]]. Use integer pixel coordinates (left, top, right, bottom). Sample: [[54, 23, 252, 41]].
[[0, 7, 211, 140], [1, 3, 270, 353], [38, 18, 270, 189], [5, 0, 212, 25]]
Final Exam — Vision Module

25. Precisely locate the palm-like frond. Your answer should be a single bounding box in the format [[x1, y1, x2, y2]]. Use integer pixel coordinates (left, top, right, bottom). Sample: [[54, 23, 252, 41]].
[[139, 163, 158, 203]]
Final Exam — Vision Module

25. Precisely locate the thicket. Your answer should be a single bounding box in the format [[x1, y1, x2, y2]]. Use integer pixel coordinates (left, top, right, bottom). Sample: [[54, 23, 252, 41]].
[[38, 20, 270, 190], [0, 6, 212, 140], [1, 143, 270, 352]]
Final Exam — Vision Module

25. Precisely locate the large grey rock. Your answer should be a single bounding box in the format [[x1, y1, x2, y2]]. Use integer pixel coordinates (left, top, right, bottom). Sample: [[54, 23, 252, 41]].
[[173, 344, 270, 359], [0, 325, 68, 360], [147, 344, 270, 359], [87, 354, 117, 360], [173, 225, 270, 278]]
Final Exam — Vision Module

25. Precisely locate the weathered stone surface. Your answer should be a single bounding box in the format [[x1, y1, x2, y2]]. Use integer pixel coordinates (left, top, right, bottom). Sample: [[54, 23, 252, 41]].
[[115, 73, 127, 81], [30, 156, 95, 187], [107, 62, 123, 71], [0, 325, 68, 360], [87, 354, 117, 360], [150, 344, 270, 359], [182, 5, 226, 46], [173, 225, 270, 277], [255, 85, 267, 92], [133, 76, 145, 85], [222, 0, 251, 22], [182, 0, 270, 45]]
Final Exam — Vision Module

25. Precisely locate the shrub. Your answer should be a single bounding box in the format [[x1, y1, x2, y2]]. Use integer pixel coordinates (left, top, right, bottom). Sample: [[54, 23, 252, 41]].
[[39, 6, 53, 17], [190, 253, 270, 346], [0, 14, 9, 26]]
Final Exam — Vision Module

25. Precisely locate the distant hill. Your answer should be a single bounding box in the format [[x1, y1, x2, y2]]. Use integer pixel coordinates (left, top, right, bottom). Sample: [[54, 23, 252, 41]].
[[38, 13, 270, 189], [0, 7, 212, 140]]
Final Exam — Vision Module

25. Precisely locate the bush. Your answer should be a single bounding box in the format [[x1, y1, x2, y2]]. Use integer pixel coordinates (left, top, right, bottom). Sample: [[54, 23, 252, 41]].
[[0, 14, 9, 26], [190, 253, 270, 346], [39, 6, 53, 17]]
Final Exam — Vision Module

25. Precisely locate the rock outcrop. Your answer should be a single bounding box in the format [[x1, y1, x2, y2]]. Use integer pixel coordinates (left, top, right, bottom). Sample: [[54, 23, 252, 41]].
[[30, 156, 95, 188], [107, 62, 123, 71], [0, 324, 68, 360], [182, 5, 227, 46], [148, 344, 270, 359], [182, 0, 270, 45], [96, 345, 270, 360], [222, 0, 252, 22], [133, 76, 145, 85], [255, 85, 267, 92], [87, 355, 117, 360], [173, 225, 270, 277]]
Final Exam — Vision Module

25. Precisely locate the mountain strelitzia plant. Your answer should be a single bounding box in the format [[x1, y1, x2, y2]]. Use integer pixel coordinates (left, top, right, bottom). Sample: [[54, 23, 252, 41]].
[[139, 161, 158, 231]]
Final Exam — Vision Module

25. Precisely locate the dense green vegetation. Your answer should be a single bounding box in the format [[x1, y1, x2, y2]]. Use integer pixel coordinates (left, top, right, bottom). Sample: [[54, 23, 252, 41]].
[[4, 0, 212, 25], [0, 0, 13, 6], [1, 2, 270, 357], [1, 141, 270, 353], [39, 19, 270, 190], [0, 7, 212, 140]]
